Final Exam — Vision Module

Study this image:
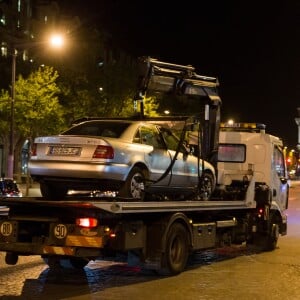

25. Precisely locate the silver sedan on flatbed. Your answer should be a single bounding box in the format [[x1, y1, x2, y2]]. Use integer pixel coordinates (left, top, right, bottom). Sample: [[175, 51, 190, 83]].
[[28, 118, 216, 200]]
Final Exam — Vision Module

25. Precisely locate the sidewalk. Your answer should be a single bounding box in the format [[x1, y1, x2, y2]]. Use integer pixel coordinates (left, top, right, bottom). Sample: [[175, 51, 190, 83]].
[[18, 182, 41, 197]]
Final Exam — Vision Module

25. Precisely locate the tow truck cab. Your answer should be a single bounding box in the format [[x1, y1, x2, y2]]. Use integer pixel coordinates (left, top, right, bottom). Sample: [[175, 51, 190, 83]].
[[216, 122, 289, 212]]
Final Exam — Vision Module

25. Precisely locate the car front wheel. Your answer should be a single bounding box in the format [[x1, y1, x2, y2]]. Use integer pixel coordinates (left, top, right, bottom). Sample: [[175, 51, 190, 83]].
[[197, 172, 215, 200]]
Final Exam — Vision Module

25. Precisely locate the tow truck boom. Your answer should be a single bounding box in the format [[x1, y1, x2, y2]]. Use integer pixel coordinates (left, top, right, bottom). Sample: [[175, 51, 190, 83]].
[[135, 56, 221, 162]]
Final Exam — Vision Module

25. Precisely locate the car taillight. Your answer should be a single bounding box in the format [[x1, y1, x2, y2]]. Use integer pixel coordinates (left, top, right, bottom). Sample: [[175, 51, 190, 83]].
[[76, 218, 98, 228], [31, 143, 37, 156], [93, 145, 114, 159]]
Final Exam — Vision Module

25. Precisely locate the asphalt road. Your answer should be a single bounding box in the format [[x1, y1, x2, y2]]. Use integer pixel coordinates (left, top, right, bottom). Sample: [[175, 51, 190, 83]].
[[0, 181, 300, 299]]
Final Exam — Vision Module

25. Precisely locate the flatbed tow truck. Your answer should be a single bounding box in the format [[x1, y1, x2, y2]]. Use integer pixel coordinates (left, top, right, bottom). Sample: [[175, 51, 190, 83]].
[[0, 57, 288, 275]]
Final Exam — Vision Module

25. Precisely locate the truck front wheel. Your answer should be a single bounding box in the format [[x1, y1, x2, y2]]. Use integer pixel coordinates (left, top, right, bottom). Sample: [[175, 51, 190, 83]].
[[162, 223, 189, 275], [264, 223, 279, 251], [248, 222, 279, 251]]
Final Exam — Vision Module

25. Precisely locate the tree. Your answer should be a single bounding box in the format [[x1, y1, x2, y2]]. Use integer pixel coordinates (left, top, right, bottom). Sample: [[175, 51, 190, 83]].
[[0, 65, 65, 176], [14, 65, 65, 137]]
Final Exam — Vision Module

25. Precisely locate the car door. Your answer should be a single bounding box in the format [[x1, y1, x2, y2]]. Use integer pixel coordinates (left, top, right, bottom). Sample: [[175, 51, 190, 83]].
[[159, 127, 199, 187], [136, 125, 172, 185]]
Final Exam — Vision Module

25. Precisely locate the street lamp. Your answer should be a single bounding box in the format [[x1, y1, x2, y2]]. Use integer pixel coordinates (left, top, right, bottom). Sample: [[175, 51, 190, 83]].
[[49, 34, 64, 48], [7, 34, 64, 178], [7, 49, 17, 178]]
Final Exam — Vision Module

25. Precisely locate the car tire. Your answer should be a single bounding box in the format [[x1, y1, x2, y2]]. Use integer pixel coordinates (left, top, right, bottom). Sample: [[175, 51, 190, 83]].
[[40, 182, 68, 200], [197, 172, 215, 200], [118, 167, 146, 199]]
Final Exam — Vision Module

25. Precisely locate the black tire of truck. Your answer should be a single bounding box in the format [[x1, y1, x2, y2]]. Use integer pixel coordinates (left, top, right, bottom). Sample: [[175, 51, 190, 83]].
[[247, 222, 279, 252], [43, 257, 89, 269], [262, 223, 280, 251], [40, 182, 68, 200], [118, 166, 146, 199], [160, 222, 189, 276]]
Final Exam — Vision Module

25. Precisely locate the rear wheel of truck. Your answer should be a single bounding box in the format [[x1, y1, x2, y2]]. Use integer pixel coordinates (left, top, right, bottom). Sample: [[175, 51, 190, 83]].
[[161, 222, 189, 275], [40, 182, 68, 200], [68, 257, 89, 269], [43, 257, 89, 269]]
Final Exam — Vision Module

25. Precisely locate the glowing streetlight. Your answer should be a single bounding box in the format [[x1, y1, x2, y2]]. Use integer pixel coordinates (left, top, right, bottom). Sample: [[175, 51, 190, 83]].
[[49, 34, 64, 49], [7, 34, 64, 178]]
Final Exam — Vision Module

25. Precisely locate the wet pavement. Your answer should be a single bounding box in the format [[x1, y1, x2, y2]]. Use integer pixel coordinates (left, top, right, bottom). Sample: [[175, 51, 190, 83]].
[[0, 182, 300, 299]]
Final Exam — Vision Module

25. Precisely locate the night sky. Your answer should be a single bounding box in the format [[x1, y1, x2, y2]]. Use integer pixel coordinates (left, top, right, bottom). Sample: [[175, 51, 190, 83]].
[[59, 1, 300, 148]]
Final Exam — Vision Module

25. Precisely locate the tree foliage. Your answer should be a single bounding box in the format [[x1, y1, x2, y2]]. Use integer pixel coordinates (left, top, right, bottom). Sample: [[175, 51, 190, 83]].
[[0, 65, 65, 175], [0, 24, 162, 176], [14, 65, 65, 139], [0, 89, 11, 146]]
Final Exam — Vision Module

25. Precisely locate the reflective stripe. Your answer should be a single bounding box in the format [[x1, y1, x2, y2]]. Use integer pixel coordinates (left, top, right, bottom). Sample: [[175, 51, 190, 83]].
[[65, 235, 102, 247], [43, 246, 75, 255]]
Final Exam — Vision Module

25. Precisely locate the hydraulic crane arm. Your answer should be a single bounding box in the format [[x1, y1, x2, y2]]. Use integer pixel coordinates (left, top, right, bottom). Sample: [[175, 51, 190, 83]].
[[135, 56, 222, 164], [135, 57, 221, 104]]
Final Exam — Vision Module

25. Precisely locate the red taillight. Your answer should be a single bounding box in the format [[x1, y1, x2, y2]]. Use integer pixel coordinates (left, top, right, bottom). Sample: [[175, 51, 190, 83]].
[[93, 145, 114, 159], [76, 218, 98, 228], [31, 143, 37, 156], [257, 208, 264, 218]]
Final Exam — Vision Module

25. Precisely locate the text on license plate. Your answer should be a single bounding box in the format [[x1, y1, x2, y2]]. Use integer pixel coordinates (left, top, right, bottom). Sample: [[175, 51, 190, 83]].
[[48, 146, 81, 156]]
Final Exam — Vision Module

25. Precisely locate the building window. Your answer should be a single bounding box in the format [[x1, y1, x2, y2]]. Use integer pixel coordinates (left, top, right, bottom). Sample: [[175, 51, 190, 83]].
[[0, 14, 5, 26], [1, 43, 7, 57]]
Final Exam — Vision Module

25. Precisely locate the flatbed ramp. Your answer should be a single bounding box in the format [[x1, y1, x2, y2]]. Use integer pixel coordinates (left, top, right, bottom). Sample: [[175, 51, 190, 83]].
[[0, 197, 254, 214]]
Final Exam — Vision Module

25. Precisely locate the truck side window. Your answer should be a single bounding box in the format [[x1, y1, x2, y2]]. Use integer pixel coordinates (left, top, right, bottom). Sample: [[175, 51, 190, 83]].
[[273, 146, 285, 177], [218, 144, 246, 162]]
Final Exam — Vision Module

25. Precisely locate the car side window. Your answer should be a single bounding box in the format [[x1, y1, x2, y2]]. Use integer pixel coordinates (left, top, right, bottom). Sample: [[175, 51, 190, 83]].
[[160, 128, 180, 151], [136, 126, 166, 149]]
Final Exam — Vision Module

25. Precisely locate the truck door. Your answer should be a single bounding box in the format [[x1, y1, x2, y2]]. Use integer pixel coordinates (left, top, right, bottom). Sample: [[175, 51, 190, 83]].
[[272, 145, 289, 210]]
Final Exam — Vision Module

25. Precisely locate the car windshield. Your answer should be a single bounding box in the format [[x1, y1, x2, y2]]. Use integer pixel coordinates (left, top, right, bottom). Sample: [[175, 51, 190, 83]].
[[61, 121, 131, 138]]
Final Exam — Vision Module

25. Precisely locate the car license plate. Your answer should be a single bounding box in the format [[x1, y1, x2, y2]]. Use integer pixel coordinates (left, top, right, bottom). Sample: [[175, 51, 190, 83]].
[[48, 145, 81, 156]]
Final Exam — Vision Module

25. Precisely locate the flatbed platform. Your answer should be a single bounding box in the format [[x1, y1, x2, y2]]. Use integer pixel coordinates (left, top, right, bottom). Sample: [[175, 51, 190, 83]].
[[0, 196, 254, 214]]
